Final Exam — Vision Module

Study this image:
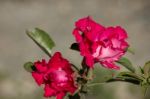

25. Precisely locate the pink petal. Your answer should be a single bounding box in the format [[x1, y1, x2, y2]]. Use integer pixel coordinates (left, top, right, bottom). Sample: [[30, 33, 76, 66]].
[[111, 39, 121, 48], [92, 43, 101, 58], [79, 41, 90, 56], [32, 72, 44, 86], [34, 60, 47, 73], [120, 41, 129, 49], [73, 29, 83, 42], [99, 27, 113, 41], [75, 16, 104, 33], [44, 84, 56, 97], [99, 46, 122, 59], [85, 55, 94, 68], [115, 26, 128, 40], [56, 92, 66, 99], [75, 16, 92, 32], [68, 85, 77, 94], [51, 69, 68, 83], [48, 52, 62, 67], [48, 52, 71, 71], [100, 61, 120, 70]]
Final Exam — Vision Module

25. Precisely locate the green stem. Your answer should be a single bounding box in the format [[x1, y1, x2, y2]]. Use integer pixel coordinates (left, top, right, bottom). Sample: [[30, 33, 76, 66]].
[[87, 82, 105, 87], [71, 64, 80, 72], [87, 68, 93, 80]]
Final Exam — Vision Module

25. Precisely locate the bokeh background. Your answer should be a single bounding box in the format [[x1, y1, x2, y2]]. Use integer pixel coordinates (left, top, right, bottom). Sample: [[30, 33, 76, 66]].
[[0, 0, 150, 99]]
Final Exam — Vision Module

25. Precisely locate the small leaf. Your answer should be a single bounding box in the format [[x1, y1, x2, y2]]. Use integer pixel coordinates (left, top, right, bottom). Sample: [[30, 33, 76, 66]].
[[24, 62, 35, 72], [143, 61, 150, 78], [70, 43, 79, 51], [126, 47, 135, 54], [106, 71, 143, 85], [118, 72, 143, 81], [117, 57, 135, 73], [26, 28, 55, 57]]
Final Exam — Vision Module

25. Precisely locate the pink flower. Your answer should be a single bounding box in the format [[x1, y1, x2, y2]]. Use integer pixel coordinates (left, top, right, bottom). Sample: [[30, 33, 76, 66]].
[[73, 16, 129, 70], [32, 52, 77, 99]]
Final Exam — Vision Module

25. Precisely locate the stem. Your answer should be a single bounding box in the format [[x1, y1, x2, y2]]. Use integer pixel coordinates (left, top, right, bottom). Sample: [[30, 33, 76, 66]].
[[71, 64, 80, 72], [87, 68, 93, 80], [87, 82, 105, 87], [48, 54, 52, 58]]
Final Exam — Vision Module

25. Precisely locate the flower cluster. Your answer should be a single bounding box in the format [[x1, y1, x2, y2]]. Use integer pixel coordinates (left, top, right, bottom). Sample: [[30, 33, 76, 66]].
[[73, 17, 129, 69], [24, 16, 138, 99], [32, 52, 77, 99]]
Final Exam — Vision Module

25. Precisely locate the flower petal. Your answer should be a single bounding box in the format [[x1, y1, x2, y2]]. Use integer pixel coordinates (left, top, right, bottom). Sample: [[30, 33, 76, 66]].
[[44, 84, 56, 97], [32, 72, 44, 86], [73, 29, 83, 42], [100, 61, 120, 70], [34, 59, 47, 73], [85, 55, 94, 68], [56, 92, 66, 99], [115, 26, 128, 40], [99, 46, 122, 59]]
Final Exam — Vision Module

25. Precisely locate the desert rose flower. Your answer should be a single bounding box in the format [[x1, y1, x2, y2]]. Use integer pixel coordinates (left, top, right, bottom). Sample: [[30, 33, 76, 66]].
[[73, 17, 129, 70], [32, 52, 77, 99]]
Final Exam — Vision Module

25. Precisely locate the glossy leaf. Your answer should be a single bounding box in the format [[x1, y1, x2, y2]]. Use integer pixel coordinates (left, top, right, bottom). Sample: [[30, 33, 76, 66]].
[[117, 57, 135, 72], [26, 28, 55, 57], [70, 43, 79, 51], [24, 62, 35, 72], [143, 61, 150, 78]]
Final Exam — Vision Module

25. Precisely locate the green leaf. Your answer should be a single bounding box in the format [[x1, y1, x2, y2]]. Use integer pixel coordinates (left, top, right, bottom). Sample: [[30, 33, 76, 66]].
[[106, 76, 141, 85], [106, 72, 143, 85], [117, 57, 135, 73], [126, 47, 135, 54], [26, 28, 55, 57], [118, 72, 143, 81], [143, 61, 150, 78], [24, 62, 35, 72], [70, 43, 79, 51]]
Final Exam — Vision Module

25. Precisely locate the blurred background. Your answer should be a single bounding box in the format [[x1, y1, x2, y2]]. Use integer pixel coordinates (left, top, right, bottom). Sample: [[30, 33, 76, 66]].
[[0, 0, 150, 99]]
